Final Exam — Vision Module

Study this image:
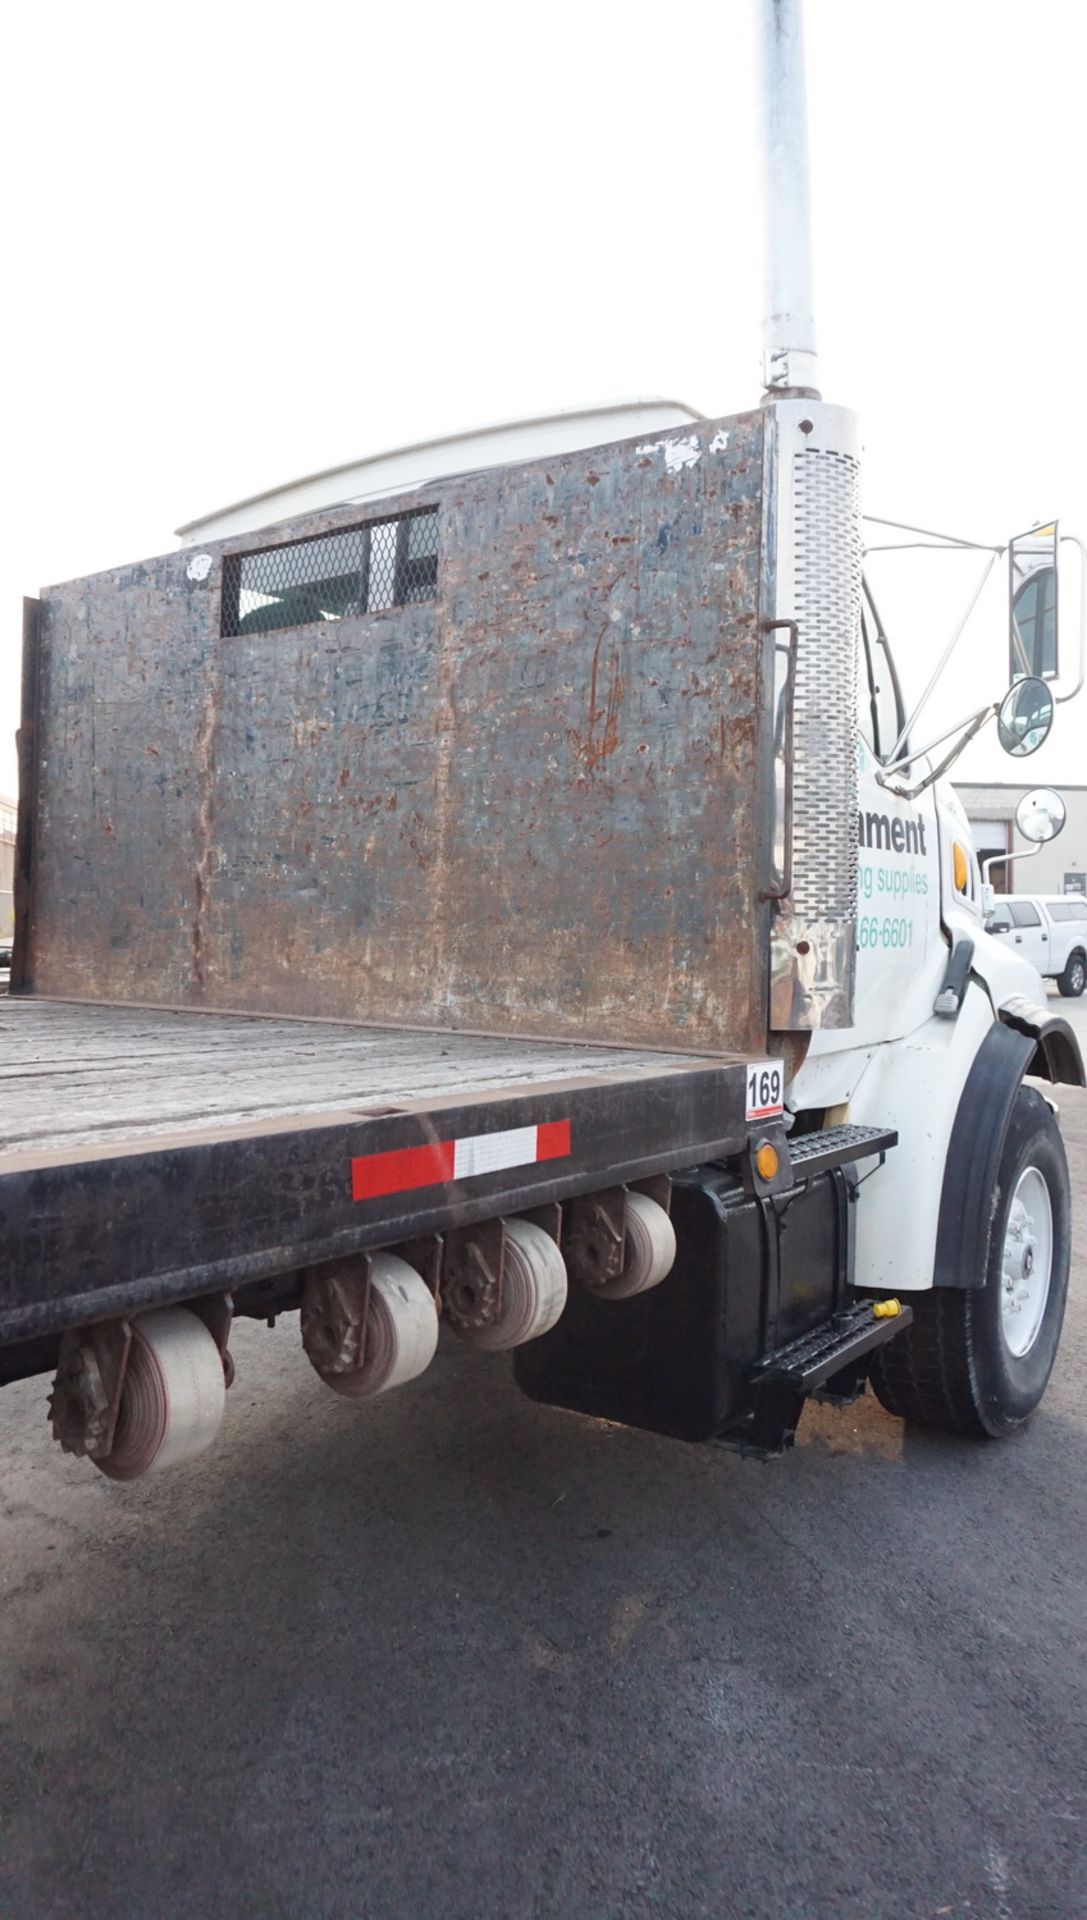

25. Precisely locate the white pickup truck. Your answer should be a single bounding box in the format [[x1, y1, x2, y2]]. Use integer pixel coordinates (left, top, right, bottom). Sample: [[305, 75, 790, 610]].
[[986, 895, 1087, 996]]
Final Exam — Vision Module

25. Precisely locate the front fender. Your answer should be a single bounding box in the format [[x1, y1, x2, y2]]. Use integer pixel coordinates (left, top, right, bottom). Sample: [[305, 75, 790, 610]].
[[950, 911, 1084, 1083], [933, 1019, 1036, 1289], [827, 983, 997, 1293], [998, 994, 1086, 1087]]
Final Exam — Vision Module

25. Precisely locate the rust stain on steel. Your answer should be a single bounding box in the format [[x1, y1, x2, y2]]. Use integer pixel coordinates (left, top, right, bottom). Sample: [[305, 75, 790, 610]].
[[27, 412, 774, 1054], [190, 676, 221, 989], [569, 620, 624, 775]]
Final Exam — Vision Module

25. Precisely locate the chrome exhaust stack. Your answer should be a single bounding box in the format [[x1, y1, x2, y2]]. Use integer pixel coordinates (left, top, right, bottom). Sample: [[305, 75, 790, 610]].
[[757, 0, 820, 401], [757, 1, 860, 1030]]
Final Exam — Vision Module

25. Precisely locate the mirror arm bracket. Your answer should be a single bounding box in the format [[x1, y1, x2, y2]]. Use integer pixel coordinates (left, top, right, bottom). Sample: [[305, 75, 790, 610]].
[[879, 704, 997, 791], [887, 549, 1002, 763], [983, 843, 1043, 886]]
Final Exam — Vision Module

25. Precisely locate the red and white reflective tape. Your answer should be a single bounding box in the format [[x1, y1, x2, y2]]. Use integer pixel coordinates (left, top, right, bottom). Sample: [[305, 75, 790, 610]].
[[351, 1119, 571, 1203]]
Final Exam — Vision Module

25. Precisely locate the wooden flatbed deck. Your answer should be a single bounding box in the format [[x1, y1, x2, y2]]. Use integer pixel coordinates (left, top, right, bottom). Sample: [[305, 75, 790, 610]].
[[0, 999, 759, 1356], [0, 998, 727, 1160]]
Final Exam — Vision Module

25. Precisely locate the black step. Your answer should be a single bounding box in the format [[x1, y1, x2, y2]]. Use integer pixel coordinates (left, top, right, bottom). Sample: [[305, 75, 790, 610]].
[[786, 1122, 898, 1178], [751, 1297, 914, 1393]]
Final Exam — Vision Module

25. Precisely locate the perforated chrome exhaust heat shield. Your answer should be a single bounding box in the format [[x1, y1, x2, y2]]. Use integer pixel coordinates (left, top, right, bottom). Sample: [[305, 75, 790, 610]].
[[765, 399, 861, 1030]]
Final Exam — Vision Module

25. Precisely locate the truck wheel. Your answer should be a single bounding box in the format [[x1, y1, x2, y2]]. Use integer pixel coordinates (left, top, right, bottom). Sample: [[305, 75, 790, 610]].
[[97, 1307, 227, 1480], [868, 1086, 1070, 1437], [589, 1192, 677, 1299], [319, 1255, 439, 1398], [451, 1218, 568, 1350], [1058, 949, 1086, 997]]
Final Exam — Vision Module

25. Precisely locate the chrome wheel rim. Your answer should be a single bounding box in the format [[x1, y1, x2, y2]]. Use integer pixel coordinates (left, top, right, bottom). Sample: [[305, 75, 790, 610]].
[[1000, 1166, 1053, 1358]]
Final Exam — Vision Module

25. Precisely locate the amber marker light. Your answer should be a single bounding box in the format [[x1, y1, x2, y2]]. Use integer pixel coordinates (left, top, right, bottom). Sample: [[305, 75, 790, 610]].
[[755, 1141, 780, 1181]]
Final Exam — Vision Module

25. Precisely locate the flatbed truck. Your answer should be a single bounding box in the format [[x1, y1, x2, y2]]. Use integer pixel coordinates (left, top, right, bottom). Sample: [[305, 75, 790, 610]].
[[2, 1, 1083, 1481]]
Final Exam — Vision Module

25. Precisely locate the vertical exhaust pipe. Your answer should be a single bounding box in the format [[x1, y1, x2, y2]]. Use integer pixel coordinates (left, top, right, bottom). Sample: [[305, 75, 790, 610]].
[[757, 0, 820, 400]]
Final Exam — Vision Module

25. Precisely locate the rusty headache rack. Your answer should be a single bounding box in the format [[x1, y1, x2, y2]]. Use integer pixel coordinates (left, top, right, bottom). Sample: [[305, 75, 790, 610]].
[[13, 410, 779, 1053]]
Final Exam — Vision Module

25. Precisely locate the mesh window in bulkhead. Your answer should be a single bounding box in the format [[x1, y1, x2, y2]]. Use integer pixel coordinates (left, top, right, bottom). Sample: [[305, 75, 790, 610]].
[[220, 507, 439, 638]]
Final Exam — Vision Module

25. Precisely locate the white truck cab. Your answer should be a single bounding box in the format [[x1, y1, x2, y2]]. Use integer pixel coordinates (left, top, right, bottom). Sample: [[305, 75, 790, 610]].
[[986, 895, 1087, 997]]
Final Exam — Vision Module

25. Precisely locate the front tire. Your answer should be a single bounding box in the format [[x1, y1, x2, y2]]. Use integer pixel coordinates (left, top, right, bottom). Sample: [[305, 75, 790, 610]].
[[869, 1086, 1070, 1436], [1058, 949, 1086, 997]]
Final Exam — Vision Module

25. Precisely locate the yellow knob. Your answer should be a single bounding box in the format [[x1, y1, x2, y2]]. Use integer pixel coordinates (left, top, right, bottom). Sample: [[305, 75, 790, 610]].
[[873, 1298, 902, 1319]]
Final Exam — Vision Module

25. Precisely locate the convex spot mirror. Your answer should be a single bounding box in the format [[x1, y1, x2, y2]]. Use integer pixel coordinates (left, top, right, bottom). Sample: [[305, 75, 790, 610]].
[[998, 676, 1053, 757], [1009, 523, 1058, 682], [1015, 787, 1066, 845]]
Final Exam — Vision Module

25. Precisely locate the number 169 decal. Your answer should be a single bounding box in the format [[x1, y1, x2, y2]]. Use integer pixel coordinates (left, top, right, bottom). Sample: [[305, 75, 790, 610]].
[[745, 1060, 784, 1121]]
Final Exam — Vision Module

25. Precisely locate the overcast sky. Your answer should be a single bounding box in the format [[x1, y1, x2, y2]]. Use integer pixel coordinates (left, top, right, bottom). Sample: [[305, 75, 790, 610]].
[[2, 0, 1085, 803]]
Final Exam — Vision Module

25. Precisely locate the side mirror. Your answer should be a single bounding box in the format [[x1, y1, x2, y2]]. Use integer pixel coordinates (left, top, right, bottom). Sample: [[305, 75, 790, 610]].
[[997, 676, 1054, 756], [1015, 786, 1066, 845], [1009, 523, 1058, 681]]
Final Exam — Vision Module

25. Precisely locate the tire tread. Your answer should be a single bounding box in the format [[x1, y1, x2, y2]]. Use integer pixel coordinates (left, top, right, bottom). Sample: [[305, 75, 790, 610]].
[[869, 1084, 1069, 1439], [869, 1288, 985, 1436]]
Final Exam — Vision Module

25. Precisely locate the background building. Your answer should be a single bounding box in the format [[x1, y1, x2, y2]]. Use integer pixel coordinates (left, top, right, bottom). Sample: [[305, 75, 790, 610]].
[[956, 781, 1087, 895], [0, 795, 15, 953]]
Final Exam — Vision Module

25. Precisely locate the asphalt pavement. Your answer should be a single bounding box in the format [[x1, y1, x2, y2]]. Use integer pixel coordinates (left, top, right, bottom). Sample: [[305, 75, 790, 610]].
[[2, 1006, 1086, 1920]]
